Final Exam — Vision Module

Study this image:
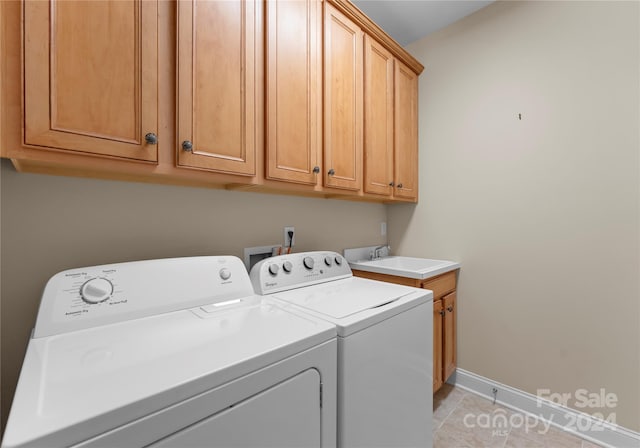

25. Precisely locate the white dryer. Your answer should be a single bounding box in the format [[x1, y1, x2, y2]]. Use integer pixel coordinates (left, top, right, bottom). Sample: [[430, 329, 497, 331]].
[[2, 256, 337, 448], [251, 251, 433, 448]]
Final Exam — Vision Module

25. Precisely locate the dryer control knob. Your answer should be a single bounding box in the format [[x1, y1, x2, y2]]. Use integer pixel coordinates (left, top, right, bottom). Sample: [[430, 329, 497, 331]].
[[219, 268, 232, 280], [80, 278, 113, 304], [268, 264, 280, 276], [324, 256, 333, 267], [303, 257, 314, 270], [283, 261, 293, 273], [335, 256, 342, 266]]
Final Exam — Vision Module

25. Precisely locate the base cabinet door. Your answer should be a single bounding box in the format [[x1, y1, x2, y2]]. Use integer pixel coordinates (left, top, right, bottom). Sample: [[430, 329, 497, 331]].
[[434, 290, 457, 392], [23, 0, 158, 162], [433, 299, 444, 392], [443, 291, 457, 381], [176, 0, 257, 175]]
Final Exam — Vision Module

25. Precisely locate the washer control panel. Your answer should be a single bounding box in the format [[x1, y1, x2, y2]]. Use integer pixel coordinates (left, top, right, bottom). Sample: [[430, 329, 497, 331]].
[[250, 251, 351, 294], [34, 256, 254, 338]]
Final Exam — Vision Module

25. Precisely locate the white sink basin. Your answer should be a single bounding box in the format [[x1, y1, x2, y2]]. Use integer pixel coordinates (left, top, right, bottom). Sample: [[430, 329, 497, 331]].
[[348, 256, 460, 280]]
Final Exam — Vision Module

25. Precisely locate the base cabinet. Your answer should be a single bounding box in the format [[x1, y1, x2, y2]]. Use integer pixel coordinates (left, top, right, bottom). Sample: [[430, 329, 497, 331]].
[[352, 269, 458, 393], [434, 290, 456, 391], [442, 291, 457, 382], [433, 299, 444, 392]]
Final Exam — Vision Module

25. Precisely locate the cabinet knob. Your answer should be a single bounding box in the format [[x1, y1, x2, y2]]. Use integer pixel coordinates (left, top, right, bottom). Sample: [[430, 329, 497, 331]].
[[439, 310, 446, 317], [182, 140, 193, 152], [313, 166, 320, 174], [145, 133, 158, 145], [397, 183, 403, 188], [389, 181, 394, 187], [447, 306, 453, 312], [328, 168, 335, 176]]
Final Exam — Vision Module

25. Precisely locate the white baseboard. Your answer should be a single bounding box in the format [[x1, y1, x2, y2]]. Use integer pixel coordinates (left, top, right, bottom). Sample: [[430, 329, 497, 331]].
[[448, 369, 640, 448]]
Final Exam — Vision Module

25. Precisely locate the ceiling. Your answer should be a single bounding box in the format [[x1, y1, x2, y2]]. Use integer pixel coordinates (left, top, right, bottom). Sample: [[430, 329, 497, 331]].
[[352, 0, 494, 46]]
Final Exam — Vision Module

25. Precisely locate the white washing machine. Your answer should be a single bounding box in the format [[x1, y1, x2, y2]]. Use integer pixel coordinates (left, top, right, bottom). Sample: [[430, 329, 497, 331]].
[[2, 256, 337, 448], [250, 251, 433, 448]]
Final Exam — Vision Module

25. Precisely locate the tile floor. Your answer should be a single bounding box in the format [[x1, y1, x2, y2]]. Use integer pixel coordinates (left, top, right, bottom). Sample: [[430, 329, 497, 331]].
[[433, 384, 604, 448]]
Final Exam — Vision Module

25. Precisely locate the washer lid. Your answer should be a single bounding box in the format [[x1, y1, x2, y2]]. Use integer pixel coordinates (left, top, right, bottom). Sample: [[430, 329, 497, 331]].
[[272, 277, 414, 318], [2, 297, 335, 448], [270, 278, 432, 338]]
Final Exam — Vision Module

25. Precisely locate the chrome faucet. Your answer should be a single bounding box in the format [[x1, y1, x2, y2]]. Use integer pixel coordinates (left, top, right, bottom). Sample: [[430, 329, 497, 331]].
[[370, 245, 389, 260]]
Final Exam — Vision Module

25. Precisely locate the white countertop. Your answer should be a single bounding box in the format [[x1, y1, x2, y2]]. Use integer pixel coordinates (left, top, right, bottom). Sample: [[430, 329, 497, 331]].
[[347, 256, 460, 280]]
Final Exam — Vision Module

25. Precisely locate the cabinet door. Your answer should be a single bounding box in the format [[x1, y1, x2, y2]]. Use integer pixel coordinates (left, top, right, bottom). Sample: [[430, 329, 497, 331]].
[[23, 0, 158, 162], [433, 299, 444, 392], [394, 60, 418, 200], [443, 291, 457, 381], [363, 35, 394, 196], [266, 0, 322, 185], [177, 0, 257, 175], [323, 3, 363, 191]]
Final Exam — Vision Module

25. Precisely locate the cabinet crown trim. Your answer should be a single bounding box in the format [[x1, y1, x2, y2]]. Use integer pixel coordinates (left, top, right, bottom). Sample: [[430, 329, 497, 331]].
[[326, 0, 424, 75]]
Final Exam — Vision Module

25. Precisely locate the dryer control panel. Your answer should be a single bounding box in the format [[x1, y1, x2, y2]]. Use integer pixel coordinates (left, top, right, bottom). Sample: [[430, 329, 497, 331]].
[[250, 251, 352, 294], [34, 256, 254, 338]]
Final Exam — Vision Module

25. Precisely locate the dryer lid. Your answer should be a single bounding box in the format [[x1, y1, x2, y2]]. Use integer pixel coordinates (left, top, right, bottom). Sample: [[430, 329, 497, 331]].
[[2, 298, 335, 448], [271, 277, 414, 319]]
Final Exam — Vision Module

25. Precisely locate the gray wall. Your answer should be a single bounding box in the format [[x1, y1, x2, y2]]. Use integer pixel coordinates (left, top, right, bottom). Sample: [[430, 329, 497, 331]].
[[0, 159, 386, 428], [390, 1, 640, 431]]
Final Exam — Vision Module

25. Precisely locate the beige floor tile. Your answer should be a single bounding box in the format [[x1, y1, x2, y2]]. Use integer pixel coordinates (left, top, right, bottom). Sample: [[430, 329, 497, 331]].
[[434, 383, 468, 429], [434, 425, 507, 448], [542, 427, 584, 447], [434, 427, 476, 448], [455, 393, 504, 415], [436, 398, 512, 447], [498, 417, 583, 448], [434, 385, 600, 448], [504, 428, 546, 448]]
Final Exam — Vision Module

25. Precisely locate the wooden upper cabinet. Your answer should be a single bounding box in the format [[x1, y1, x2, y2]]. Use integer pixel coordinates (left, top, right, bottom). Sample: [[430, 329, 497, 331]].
[[11, 0, 423, 200], [265, 0, 322, 185], [363, 35, 394, 196], [23, 0, 158, 162], [323, 2, 363, 191], [394, 60, 419, 200], [176, 0, 257, 176]]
